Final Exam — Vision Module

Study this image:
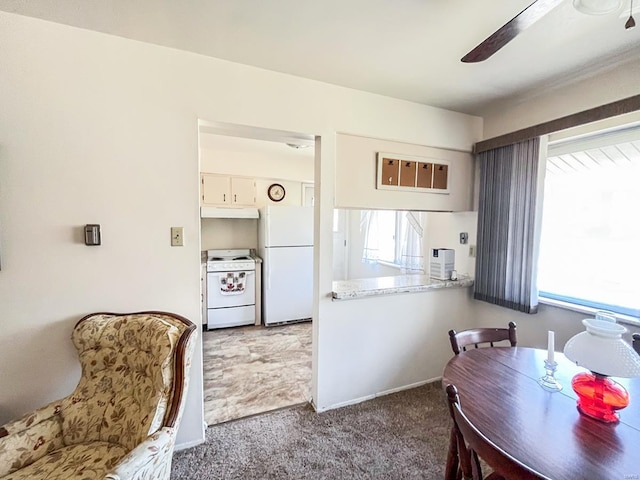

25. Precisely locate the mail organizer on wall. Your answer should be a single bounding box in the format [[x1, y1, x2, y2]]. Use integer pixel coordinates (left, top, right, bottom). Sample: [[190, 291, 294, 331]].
[[376, 152, 450, 193]]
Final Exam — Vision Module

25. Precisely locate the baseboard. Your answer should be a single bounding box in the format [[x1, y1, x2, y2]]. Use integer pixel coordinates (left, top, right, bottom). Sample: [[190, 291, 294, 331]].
[[313, 376, 442, 413], [174, 437, 205, 452]]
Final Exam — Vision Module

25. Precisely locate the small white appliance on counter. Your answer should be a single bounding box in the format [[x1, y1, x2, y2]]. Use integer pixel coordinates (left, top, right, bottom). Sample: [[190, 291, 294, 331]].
[[205, 249, 258, 330], [430, 248, 455, 280], [258, 206, 313, 326]]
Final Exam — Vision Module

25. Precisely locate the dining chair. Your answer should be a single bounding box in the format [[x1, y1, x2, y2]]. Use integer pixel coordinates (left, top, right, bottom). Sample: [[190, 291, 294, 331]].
[[445, 384, 548, 480], [633, 333, 640, 355], [448, 322, 517, 355]]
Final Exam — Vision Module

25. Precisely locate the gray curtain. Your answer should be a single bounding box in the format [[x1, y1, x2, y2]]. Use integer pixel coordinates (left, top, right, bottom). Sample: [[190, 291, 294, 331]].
[[474, 138, 540, 313]]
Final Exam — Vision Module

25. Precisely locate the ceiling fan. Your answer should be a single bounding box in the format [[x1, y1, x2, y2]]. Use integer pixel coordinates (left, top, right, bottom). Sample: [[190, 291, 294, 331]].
[[462, 0, 636, 63]]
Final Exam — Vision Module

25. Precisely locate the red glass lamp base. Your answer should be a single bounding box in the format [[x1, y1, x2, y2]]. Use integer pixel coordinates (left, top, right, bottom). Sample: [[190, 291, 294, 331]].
[[571, 372, 629, 423]]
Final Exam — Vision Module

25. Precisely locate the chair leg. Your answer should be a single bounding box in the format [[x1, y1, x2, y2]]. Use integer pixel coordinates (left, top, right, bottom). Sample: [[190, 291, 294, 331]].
[[445, 427, 459, 480], [470, 449, 483, 480], [456, 437, 473, 480]]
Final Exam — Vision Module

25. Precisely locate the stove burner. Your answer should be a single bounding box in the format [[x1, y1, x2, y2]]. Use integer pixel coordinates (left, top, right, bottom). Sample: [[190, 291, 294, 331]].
[[233, 256, 251, 261], [210, 257, 224, 261]]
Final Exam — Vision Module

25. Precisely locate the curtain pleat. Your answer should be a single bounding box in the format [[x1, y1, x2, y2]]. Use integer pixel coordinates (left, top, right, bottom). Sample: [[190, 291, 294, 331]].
[[474, 138, 540, 313]]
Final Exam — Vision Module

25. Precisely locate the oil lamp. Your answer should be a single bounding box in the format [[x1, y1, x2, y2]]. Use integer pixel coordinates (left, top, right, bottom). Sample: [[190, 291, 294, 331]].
[[563, 318, 640, 423]]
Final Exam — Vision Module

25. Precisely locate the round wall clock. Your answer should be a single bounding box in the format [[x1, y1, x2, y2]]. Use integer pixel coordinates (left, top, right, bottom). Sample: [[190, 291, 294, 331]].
[[267, 183, 286, 202]]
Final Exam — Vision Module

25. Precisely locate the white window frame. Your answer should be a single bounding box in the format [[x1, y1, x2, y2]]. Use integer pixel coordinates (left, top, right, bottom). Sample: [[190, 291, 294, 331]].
[[538, 125, 640, 322]]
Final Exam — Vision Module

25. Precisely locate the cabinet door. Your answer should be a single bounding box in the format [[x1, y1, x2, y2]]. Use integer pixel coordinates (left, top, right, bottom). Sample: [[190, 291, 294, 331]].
[[201, 174, 230, 205], [231, 177, 256, 205]]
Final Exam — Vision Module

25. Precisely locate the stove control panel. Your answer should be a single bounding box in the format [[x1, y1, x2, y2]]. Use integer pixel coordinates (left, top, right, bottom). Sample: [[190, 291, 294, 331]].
[[207, 260, 255, 272]]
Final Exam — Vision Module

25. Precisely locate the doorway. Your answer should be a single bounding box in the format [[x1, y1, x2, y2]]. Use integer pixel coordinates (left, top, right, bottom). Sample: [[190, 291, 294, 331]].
[[198, 120, 317, 425]]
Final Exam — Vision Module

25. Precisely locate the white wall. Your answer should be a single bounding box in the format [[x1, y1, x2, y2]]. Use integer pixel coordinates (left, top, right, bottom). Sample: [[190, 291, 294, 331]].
[[200, 134, 314, 183], [0, 12, 482, 447], [477, 59, 640, 349], [200, 218, 258, 251], [482, 58, 640, 139], [426, 212, 477, 279], [336, 134, 474, 211], [199, 135, 315, 250], [318, 287, 476, 409], [471, 299, 640, 355]]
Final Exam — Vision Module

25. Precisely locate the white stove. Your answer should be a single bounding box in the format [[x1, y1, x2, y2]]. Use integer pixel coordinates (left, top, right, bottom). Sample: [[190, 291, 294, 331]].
[[205, 249, 257, 329], [206, 249, 256, 273]]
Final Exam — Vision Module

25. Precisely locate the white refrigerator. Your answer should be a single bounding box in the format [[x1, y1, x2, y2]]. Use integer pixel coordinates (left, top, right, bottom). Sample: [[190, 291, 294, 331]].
[[258, 206, 313, 326]]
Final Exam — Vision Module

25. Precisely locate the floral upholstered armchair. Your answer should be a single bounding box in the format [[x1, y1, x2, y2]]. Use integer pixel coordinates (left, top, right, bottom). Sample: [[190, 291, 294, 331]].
[[0, 311, 197, 480]]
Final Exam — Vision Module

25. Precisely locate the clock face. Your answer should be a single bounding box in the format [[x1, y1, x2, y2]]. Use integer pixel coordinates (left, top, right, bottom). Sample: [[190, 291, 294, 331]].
[[268, 183, 286, 202]]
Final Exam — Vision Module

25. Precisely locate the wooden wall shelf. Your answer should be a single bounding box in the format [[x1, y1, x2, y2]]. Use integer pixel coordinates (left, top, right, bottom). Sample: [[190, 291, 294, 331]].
[[376, 152, 450, 193]]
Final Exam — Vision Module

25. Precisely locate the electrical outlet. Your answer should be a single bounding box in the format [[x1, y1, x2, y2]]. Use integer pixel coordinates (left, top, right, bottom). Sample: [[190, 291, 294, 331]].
[[171, 227, 184, 247], [469, 245, 476, 257]]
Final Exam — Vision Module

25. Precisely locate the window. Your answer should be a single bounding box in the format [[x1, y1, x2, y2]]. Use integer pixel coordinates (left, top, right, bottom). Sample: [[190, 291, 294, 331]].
[[538, 126, 640, 318], [361, 210, 425, 273], [376, 210, 401, 264]]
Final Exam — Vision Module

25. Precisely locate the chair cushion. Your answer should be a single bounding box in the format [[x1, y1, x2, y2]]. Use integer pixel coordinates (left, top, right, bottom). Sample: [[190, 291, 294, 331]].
[[0, 416, 64, 477], [0, 442, 128, 480]]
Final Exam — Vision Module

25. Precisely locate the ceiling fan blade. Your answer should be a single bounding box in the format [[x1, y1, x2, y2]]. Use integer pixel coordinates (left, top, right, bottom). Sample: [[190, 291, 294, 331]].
[[461, 0, 564, 63]]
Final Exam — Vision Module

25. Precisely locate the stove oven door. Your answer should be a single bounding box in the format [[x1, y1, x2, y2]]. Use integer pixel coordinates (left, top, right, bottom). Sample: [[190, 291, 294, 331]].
[[207, 270, 256, 329]]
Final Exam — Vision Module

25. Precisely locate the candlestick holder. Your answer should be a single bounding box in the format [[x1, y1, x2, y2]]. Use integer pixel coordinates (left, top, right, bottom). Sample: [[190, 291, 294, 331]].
[[538, 359, 563, 392]]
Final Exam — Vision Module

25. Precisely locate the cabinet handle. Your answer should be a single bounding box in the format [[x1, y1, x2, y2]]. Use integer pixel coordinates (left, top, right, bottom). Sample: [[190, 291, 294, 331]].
[[223, 194, 226, 202], [234, 194, 237, 203]]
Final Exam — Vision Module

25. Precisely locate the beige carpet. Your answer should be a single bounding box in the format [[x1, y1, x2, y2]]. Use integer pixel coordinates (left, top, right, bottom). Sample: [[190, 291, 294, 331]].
[[171, 381, 451, 479]]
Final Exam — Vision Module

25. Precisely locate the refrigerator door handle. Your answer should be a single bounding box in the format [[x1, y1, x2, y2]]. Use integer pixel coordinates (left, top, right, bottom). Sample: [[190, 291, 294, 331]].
[[264, 250, 271, 290]]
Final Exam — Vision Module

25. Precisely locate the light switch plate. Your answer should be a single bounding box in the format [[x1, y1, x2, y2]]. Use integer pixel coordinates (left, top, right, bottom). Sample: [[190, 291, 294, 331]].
[[469, 245, 476, 257], [171, 227, 184, 246], [459, 232, 468, 244]]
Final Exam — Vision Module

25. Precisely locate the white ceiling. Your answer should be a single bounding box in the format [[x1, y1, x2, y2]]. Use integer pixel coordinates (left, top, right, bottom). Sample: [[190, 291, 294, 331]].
[[1, 0, 639, 116], [199, 132, 314, 159]]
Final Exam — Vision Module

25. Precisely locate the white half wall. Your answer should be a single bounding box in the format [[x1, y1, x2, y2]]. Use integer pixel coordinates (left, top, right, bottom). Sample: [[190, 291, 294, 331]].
[[317, 287, 476, 410], [0, 11, 481, 448]]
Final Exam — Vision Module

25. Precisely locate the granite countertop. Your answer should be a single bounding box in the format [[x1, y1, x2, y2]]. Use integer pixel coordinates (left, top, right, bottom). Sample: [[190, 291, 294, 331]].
[[332, 274, 473, 300]]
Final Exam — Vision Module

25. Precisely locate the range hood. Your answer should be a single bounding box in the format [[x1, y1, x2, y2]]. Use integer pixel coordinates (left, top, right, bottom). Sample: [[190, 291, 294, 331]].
[[200, 206, 259, 219]]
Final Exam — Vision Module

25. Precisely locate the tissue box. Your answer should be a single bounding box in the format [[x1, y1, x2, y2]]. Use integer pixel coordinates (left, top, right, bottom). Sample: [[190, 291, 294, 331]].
[[430, 248, 455, 280]]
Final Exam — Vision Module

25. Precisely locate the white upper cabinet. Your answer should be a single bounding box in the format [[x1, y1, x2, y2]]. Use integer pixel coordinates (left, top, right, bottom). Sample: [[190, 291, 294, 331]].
[[201, 174, 256, 206], [230, 177, 256, 205]]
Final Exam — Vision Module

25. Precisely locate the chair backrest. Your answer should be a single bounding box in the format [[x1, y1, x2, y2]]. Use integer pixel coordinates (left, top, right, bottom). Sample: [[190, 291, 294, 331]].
[[449, 322, 517, 355], [62, 311, 196, 450], [445, 384, 548, 480], [633, 333, 640, 355]]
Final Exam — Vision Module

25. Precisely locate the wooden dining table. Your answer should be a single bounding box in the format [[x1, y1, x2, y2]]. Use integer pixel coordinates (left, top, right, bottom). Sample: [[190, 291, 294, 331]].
[[442, 347, 640, 480]]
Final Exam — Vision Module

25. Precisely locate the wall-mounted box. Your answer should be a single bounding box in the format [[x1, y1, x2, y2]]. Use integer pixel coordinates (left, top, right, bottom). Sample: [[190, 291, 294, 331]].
[[376, 152, 449, 194], [84, 224, 101, 246]]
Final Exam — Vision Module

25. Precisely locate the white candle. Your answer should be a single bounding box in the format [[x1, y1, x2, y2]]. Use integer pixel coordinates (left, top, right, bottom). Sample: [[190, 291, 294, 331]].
[[547, 330, 555, 363]]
